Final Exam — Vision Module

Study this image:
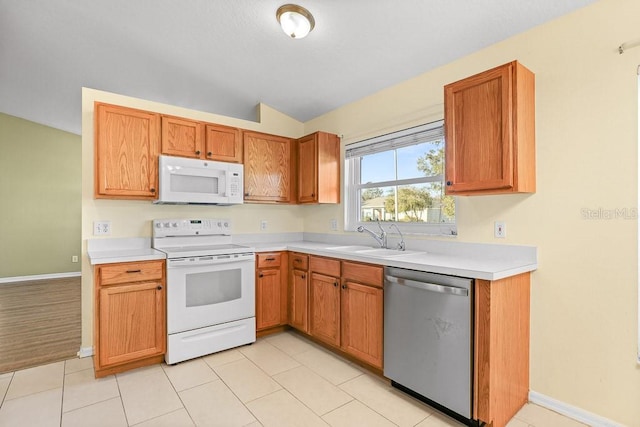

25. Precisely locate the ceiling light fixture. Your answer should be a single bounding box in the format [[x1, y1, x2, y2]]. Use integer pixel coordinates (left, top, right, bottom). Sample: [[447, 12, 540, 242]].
[[276, 4, 315, 39]]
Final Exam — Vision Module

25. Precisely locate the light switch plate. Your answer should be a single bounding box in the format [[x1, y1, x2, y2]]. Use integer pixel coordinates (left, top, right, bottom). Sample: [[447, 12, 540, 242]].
[[494, 221, 506, 238]]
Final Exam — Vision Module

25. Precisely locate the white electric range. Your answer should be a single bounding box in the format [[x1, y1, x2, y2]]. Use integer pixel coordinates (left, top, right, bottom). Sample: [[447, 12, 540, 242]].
[[152, 218, 256, 364]]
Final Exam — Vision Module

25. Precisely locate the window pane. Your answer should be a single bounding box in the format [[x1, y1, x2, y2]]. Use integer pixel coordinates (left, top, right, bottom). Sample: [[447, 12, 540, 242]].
[[391, 183, 455, 223], [360, 186, 395, 222], [361, 151, 395, 184], [397, 139, 444, 180]]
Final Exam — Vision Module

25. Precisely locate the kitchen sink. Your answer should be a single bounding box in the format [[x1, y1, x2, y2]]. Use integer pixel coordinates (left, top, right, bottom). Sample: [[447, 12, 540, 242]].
[[325, 245, 374, 252], [355, 248, 420, 257]]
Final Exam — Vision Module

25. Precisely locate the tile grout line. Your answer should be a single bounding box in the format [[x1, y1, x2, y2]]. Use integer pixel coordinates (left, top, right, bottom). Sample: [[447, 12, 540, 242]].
[[158, 362, 199, 427]]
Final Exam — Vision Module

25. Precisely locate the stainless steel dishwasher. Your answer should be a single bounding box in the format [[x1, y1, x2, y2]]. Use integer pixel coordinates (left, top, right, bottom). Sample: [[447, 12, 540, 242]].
[[384, 266, 473, 424]]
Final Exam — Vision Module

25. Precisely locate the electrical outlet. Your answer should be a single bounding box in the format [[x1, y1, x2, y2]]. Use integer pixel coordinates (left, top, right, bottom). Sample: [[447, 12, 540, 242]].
[[94, 221, 111, 236], [71, 256, 78, 263], [260, 220, 268, 231], [494, 221, 506, 238], [330, 219, 338, 231]]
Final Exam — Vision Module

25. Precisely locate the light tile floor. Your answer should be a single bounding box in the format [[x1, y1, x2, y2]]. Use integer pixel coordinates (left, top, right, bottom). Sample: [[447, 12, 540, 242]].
[[0, 331, 588, 427]]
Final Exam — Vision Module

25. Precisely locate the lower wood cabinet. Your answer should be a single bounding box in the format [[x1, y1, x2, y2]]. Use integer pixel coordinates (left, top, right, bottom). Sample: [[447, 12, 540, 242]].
[[256, 252, 288, 331], [289, 253, 309, 333], [307, 255, 384, 369], [93, 260, 166, 378]]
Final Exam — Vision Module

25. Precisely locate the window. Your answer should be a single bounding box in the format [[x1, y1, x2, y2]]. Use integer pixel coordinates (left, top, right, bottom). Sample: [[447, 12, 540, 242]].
[[344, 120, 456, 235]]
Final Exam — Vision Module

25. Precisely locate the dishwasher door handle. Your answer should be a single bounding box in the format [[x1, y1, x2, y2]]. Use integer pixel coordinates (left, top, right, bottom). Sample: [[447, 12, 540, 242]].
[[385, 275, 469, 297]]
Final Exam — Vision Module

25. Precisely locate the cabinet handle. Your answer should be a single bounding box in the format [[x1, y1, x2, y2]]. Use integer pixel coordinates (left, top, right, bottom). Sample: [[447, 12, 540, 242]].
[[311, 193, 315, 197], [334, 282, 338, 287], [207, 151, 212, 156], [446, 181, 452, 186], [195, 150, 201, 155], [245, 192, 249, 197], [265, 257, 275, 261], [126, 269, 141, 273], [342, 285, 347, 289], [157, 285, 163, 290], [150, 188, 156, 193], [301, 274, 306, 279], [259, 273, 264, 278]]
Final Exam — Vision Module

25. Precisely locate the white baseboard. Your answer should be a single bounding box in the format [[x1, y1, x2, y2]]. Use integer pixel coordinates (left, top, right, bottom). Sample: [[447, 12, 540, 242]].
[[0, 271, 81, 284], [529, 391, 623, 427], [78, 347, 94, 358]]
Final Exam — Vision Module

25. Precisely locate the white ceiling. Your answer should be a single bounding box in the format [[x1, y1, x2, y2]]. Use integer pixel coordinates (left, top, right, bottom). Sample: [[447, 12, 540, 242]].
[[0, 0, 597, 135]]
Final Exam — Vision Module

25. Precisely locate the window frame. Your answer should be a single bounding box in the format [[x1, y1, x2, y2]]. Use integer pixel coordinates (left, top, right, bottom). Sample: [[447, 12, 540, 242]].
[[344, 120, 457, 236]]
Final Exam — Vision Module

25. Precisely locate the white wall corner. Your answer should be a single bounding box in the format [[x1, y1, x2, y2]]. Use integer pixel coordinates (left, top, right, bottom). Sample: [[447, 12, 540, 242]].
[[529, 391, 624, 427]]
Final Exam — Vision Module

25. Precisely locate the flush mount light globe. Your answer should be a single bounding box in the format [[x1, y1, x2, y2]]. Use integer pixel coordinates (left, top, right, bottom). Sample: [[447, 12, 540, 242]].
[[276, 4, 315, 39]]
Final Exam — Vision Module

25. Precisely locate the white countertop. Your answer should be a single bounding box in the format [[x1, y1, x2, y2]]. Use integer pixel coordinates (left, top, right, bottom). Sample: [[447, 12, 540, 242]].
[[88, 238, 166, 265], [251, 241, 536, 281], [88, 236, 537, 280]]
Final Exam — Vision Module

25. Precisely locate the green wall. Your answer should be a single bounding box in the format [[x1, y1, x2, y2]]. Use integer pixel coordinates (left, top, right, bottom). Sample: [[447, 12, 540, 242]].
[[0, 113, 81, 278]]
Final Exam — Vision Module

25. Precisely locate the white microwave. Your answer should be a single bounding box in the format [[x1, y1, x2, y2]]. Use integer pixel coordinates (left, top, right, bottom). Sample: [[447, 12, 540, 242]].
[[155, 155, 244, 205]]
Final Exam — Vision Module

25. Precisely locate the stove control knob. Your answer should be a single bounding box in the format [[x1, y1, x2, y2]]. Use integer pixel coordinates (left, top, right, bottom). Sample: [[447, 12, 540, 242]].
[[155, 223, 162, 228], [224, 222, 229, 228], [163, 222, 170, 228], [217, 221, 222, 227], [171, 222, 178, 228]]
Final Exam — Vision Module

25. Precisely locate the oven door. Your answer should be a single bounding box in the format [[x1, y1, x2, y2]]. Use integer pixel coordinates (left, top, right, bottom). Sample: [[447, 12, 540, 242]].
[[166, 253, 255, 335]]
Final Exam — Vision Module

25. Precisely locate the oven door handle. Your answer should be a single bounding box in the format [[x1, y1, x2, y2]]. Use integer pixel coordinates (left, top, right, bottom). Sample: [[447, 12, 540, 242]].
[[167, 254, 254, 268]]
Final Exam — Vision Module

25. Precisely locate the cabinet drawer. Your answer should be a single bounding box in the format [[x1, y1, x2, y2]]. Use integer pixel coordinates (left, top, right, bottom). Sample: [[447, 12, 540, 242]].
[[98, 260, 164, 286], [342, 261, 383, 288], [257, 253, 282, 268], [290, 252, 309, 270], [310, 256, 341, 277]]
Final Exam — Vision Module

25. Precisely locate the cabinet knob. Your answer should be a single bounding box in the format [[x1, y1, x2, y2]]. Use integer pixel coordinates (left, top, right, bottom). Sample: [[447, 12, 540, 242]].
[[342, 285, 347, 289], [207, 151, 212, 156], [311, 193, 315, 197], [150, 188, 156, 193], [334, 282, 338, 287], [245, 192, 249, 197], [446, 181, 452, 186], [195, 150, 201, 155], [157, 285, 162, 290], [301, 274, 306, 279], [259, 273, 264, 278]]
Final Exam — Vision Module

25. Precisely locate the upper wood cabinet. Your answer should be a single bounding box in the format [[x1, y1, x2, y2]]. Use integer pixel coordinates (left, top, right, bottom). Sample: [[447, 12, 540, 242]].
[[297, 132, 340, 204], [94, 103, 161, 200], [444, 60, 535, 195], [205, 123, 242, 163], [161, 115, 203, 159], [243, 131, 293, 203], [161, 117, 242, 163]]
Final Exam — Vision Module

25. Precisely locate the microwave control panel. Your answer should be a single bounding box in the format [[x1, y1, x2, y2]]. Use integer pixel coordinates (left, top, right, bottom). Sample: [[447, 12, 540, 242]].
[[228, 172, 241, 197]]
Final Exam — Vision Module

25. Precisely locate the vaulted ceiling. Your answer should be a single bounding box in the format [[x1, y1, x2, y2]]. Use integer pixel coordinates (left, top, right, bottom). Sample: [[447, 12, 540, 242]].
[[0, 0, 597, 134]]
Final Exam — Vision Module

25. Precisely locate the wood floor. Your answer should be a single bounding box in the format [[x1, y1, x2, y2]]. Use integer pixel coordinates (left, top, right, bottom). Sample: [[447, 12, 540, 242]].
[[0, 276, 81, 374]]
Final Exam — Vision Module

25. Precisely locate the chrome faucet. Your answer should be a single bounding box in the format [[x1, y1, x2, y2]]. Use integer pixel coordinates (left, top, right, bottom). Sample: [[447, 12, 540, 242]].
[[357, 220, 387, 248], [388, 223, 405, 251]]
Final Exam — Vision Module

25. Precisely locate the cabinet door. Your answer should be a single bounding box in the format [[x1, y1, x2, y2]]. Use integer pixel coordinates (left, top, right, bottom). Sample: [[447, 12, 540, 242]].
[[205, 124, 242, 163], [297, 132, 340, 204], [297, 133, 318, 203], [256, 268, 282, 330], [243, 132, 292, 202], [95, 103, 160, 199], [161, 116, 203, 159], [444, 61, 535, 195], [98, 281, 165, 367], [309, 272, 341, 346], [341, 281, 383, 368], [290, 269, 309, 332]]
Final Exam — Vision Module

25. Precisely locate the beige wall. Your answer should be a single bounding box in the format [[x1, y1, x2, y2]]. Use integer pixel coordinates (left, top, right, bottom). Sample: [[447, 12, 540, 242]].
[[0, 113, 81, 278], [303, 0, 640, 424]]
